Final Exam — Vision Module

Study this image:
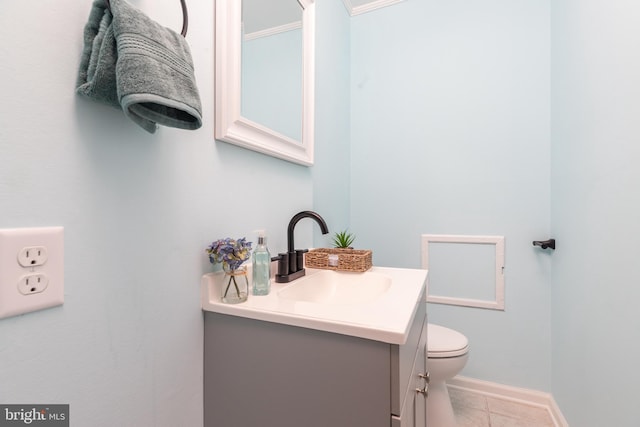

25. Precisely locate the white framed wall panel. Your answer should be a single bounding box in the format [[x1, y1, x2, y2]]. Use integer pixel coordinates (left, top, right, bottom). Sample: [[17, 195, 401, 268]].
[[421, 234, 505, 310]]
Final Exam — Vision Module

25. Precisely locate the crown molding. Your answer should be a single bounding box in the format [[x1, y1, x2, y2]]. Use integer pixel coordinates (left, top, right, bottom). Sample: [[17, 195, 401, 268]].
[[342, 0, 405, 17]]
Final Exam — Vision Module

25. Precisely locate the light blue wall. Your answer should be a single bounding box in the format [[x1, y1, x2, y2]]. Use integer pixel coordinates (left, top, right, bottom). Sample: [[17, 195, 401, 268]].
[[350, 1, 552, 390], [6, 0, 636, 423], [551, 1, 640, 425], [313, 0, 352, 235], [0, 1, 347, 425]]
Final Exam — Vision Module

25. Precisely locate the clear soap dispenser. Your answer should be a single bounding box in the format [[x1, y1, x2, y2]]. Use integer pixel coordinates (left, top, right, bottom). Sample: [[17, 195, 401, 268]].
[[252, 230, 271, 295]]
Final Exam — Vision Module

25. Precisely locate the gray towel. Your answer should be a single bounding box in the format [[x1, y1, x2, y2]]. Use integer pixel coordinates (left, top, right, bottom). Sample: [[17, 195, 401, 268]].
[[76, 0, 202, 133], [76, 1, 119, 108]]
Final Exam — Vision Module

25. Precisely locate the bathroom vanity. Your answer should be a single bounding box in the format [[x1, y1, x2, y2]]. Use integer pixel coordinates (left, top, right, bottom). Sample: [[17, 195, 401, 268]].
[[202, 267, 428, 427]]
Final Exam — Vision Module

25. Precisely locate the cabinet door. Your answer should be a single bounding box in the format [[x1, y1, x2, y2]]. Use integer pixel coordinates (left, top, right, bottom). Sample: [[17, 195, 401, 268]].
[[416, 338, 427, 427], [413, 322, 428, 427], [391, 292, 427, 416], [392, 318, 428, 427]]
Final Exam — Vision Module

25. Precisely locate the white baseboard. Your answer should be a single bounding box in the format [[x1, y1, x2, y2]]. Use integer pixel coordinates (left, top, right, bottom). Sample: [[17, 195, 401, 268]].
[[447, 376, 569, 427]]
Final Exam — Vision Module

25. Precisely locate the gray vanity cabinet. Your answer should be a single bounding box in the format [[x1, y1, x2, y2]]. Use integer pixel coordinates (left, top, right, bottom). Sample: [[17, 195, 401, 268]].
[[204, 291, 427, 427]]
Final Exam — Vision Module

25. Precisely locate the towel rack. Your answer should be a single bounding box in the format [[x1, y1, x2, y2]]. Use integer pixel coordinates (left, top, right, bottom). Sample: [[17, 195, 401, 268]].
[[104, 0, 189, 37]]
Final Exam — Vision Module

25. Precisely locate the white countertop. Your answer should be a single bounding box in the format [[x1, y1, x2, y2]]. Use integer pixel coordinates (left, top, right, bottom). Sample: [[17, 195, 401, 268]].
[[201, 266, 428, 345]]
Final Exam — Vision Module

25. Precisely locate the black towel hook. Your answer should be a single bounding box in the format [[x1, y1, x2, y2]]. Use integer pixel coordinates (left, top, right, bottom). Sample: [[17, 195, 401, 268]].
[[104, 0, 189, 37], [533, 239, 556, 250]]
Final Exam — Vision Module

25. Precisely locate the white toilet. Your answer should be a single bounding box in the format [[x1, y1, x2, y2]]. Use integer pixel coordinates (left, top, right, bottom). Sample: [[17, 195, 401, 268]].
[[426, 323, 470, 427]]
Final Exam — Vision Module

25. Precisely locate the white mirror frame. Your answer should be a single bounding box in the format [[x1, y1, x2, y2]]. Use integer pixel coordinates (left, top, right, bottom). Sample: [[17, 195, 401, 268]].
[[215, 0, 315, 166]]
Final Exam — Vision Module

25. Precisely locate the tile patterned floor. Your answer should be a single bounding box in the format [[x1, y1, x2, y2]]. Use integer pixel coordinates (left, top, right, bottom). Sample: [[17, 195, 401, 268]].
[[449, 386, 556, 427]]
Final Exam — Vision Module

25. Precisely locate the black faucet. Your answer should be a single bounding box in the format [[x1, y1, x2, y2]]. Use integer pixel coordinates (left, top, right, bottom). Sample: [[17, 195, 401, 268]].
[[274, 211, 329, 283]]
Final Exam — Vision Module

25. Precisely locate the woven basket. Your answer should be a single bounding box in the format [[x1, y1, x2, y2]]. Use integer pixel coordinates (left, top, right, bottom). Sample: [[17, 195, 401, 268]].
[[305, 248, 373, 272]]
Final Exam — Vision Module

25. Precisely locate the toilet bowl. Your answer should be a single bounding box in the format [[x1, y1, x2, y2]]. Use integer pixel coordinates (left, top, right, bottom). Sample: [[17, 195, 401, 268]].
[[426, 323, 469, 427]]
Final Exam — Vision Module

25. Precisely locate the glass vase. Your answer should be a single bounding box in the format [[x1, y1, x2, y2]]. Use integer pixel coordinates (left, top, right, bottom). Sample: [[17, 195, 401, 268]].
[[221, 265, 249, 304]]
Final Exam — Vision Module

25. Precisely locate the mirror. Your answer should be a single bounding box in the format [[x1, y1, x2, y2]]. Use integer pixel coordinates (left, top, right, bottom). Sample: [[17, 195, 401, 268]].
[[215, 0, 316, 166], [242, 0, 303, 142]]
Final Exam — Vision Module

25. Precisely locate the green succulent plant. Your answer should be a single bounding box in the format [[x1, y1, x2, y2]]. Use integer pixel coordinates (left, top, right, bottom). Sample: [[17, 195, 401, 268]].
[[332, 230, 355, 249]]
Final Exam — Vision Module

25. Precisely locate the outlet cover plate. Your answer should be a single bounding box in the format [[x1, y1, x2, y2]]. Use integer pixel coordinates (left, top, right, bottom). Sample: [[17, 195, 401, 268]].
[[0, 227, 64, 319]]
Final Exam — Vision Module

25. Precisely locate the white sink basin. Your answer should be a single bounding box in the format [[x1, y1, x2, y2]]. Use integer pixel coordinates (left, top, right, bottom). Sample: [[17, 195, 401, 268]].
[[202, 266, 428, 344], [278, 270, 392, 305]]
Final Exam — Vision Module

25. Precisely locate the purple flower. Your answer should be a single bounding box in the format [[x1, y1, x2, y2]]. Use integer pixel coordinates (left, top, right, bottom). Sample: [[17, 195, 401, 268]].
[[206, 237, 253, 271]]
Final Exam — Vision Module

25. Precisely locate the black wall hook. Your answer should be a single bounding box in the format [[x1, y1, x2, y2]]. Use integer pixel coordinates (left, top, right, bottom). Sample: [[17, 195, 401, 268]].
[[533, 239, 556, 250]]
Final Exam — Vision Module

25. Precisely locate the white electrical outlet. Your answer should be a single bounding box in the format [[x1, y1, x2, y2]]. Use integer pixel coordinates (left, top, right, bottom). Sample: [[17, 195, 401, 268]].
[[18, 246, 49, 267], [0, 227, 64, 319], [18, 273, 49, 295]]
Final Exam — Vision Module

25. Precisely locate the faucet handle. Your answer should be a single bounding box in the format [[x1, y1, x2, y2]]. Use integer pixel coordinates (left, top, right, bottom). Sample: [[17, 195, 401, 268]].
[[272, 253, 289, 276], [296, 249, 308, 271]]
